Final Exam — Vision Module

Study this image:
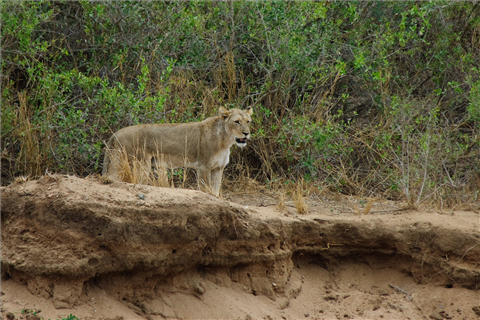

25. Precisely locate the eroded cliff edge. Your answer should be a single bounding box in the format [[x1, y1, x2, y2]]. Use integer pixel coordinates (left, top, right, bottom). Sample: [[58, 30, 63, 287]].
[[1, 175, 479, 316]]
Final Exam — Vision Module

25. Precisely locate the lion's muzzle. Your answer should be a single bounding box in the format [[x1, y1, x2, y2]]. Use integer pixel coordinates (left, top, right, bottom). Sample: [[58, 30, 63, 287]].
[[235, 137, 248, 147]]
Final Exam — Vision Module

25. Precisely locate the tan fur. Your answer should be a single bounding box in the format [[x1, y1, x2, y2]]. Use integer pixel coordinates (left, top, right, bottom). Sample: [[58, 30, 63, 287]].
[[102, 107, 253, 196]]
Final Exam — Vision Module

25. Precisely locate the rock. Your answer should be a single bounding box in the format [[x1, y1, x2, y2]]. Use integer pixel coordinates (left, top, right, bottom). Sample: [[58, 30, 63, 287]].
[[122, 300, 143, 315], [142, 299, 177, 318], [472, 306, 480, 316], [276, 297, 290, 310], [138, 193, 145, 200], [52, 277, 88, 309], [288, 280, 303, 299], [6, 313, 15, 320], [194, 282, 205, 294], [429, 311, 444, 320]]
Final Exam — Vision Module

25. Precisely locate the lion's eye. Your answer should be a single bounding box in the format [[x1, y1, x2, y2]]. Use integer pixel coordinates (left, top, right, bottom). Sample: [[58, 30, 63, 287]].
[[235, 120, 240, 124], [247, 121, 250, 124]]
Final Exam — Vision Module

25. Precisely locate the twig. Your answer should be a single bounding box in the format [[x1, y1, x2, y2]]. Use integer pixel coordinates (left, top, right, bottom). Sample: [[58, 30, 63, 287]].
[[259, 203, 277, 207], [45, 169, 55, 178], [418, 183, 447, 204], [442, 161, 456, 187], [369, 208, 406, 214], [347, 198, 361, 214], [388, 284, 413, 300], [332, 206, 354, 213], [320, 243, 344, 251], [232, 215, 239, 238], [430, 242, 480, 279], [373, 203, 401, 210]]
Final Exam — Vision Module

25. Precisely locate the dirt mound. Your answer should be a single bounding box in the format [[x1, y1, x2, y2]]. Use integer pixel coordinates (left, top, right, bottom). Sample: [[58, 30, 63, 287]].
[[1, 176, 479, 319]]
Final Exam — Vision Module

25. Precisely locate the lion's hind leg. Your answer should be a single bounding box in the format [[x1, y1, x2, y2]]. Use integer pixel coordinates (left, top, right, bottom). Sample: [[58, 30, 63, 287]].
[[103, 146, 124, 182]]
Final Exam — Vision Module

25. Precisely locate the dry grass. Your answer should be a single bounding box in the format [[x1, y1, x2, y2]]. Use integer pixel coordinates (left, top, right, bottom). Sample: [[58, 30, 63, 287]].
[[149, 151, 169, 188], [113, 146, 147, 184], [295, 181, 308, 215], [199, 178, 216, 196], [13, 175, 30, 184], [37, 170, 61, 184], [363, 198, 375, 214], [16, 92, 42, 177], [276, 191, 286, 212], [98, 175, 114, 184], [106, 146, 190, 190]]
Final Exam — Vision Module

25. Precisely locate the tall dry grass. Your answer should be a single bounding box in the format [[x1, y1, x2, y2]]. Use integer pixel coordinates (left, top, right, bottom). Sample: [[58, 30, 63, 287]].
[[105, 145, 205, 194], [294, 180, 308, 215], [15, 92, 43, 177]]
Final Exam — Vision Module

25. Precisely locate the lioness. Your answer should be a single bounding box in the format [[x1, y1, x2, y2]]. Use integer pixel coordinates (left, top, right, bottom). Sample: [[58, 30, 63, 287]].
[[102, 107, 253, 196]]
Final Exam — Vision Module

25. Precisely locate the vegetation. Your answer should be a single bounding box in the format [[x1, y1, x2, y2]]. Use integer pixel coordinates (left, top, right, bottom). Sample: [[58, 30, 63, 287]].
[[59, 315, 80, 320], [2, 1, 479, 207]]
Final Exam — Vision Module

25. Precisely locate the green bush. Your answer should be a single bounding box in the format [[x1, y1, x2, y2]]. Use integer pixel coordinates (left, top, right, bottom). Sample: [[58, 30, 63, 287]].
[[1, 1, 479, 205]]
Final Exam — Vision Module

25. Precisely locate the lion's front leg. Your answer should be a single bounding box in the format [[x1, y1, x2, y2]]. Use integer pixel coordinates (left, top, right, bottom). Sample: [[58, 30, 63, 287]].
[[211, 167, 224, 197], [197, 167, 212, 195]]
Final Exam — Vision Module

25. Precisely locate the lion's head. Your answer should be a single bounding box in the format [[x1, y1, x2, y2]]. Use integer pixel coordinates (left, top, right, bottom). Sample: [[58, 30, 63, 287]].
[[220, 107, 253, 148]]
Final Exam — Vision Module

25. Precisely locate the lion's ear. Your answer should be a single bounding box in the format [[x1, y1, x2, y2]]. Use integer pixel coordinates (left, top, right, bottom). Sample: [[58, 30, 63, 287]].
[[245, 106, 253, 116], [219, 107, 230, 121]]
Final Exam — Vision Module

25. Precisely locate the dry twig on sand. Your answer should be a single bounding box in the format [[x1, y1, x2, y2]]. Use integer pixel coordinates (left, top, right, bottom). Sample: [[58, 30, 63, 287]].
[[388, 284, 413, 300]]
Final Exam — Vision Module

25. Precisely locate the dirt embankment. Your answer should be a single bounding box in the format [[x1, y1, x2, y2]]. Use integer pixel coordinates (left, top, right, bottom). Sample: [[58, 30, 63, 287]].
[[1, 176, 480, 320]]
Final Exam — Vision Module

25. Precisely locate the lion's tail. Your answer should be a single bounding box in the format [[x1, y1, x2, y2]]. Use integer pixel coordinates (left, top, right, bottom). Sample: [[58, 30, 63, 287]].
[[102, 134, 116, 176]]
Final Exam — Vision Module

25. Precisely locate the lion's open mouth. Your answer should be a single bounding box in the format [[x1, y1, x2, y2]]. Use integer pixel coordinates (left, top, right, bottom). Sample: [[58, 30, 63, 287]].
[[235, 138, 247, 144]]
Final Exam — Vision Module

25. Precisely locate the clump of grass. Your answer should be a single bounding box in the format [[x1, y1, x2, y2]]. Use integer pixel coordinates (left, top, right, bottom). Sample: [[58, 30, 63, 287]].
[[363, 198, 375, 214], [98, 175, 114, 184], [295, 181, 308, 215], [14, 175, 30, 184], [37, 170, 61, 184], [149, 151, 169, 188], [199, 177, 216, 196], [108, 146, 178, 189], [16, 92, 42, 177], [277, 191, 286, 212], [108, 146, 148, 185]]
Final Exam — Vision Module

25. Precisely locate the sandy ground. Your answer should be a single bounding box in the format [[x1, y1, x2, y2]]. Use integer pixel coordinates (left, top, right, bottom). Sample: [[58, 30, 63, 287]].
[[1, 176, 480, 320], [2, 254, 479, 320]]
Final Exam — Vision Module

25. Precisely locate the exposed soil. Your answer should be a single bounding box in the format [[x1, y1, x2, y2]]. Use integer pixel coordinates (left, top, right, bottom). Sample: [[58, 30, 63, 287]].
[[1, 175, 479, 320]]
